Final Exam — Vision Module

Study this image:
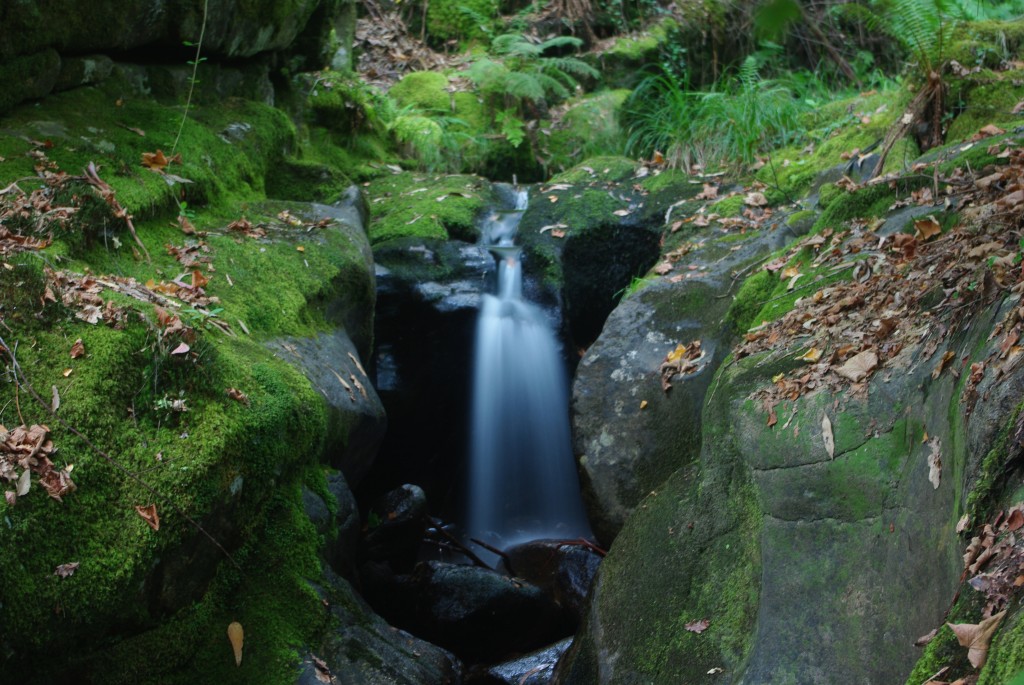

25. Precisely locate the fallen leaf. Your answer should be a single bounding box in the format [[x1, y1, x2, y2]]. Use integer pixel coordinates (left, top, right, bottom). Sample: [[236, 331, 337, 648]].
[[798, 347, 822, 363], [4, 491, 15, 506], [928, 437, 942, 490], [1005, 507, 1023, 532], [313, 655, 333, 683], [296, 245, 306, 253], [54, 562, 80, 578], [135, 504, 160, 531], [836, 350, 879, 382], [190, 270, 209, 289], [914, 627, 938, 646], [62, 368, 73, 377], [685, 618, 710, 633], [947, 610, 1006, 668], [170, 342, 190, 355], [228, 621, 244, 666], [51, 385, 59, 413], [141, 150, 169, 171], [822, 414, 835, 459], [914, 216, 942, 241], [17, 469, 30, 496], [613, 208, 631, 217], [653, 261, 674, 275], [956, 513, 971, 533], [744, 191, 768, 207], [225, 388, 250, 406], [696, 183, 719, 200], [932, 350, 955, 379], [640, 400, 648, 410], [69, 339, 86, 358]]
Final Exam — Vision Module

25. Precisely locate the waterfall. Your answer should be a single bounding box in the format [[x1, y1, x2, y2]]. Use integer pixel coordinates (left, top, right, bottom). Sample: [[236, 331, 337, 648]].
[[466, 187, 592, 550]]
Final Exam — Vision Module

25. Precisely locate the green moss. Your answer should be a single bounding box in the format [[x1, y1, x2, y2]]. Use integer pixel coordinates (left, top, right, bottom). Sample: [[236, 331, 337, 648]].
[[946, 71, 1024, 143], [85, 479, 329, 685], [712, 195, 745, 217], [425, 0, 497, 44], [639, 168, 690, 194], [389, 71, 452, 112], [724, 269, 775, 334], [544, 89, 630, 172], [549, 155, 638, 184], [364, 171, 493, 244], [758, 87, 915, 201]]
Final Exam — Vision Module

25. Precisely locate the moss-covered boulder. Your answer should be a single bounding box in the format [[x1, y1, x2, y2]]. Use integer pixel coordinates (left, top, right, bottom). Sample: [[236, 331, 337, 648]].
[[517, 157, 664, 347], [0, 64, 450, 684], [571, 205, 789, 544]]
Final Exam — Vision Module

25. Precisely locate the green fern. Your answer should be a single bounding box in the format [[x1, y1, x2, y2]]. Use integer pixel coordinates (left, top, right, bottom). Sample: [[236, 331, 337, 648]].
[[468, 33, 598, 109], [836, 0, 966, 73]]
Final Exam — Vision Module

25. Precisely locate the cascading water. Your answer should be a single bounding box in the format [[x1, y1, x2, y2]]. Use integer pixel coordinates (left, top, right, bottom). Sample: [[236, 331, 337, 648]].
[[466, 187, 592, 549]]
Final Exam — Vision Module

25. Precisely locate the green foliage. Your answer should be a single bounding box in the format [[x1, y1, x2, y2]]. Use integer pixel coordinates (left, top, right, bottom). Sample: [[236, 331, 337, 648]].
[[624, 55, 805, 170], [425, 0, 498, 44], [836, 0, 975, 74], [468, 34, 599, 112]]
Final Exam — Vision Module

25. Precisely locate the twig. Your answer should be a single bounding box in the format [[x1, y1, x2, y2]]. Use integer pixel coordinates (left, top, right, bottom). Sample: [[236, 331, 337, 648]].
[[0, 334, 241, 571], [470, 537, 514, 569], [170, 0, 209, 160], [427, 517, 491, 568]]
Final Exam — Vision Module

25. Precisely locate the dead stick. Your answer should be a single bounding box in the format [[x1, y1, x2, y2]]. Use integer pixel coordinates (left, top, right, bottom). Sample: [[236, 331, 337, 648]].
[[470, 537, 514, 570], [427, 517, 491, 568]]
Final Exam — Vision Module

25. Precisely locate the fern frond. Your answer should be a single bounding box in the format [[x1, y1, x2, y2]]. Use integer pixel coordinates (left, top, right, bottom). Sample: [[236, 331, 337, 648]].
[[503, 71, 546, 102]]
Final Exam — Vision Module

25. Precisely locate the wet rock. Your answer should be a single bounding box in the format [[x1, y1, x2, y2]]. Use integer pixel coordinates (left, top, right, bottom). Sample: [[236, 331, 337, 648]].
[[408, 561, 567, 662], [53, 55, 114, 93], [571, 211, 787, 544], [304, 567, 463, 685], [302, 471, 361, 577], [469, 638, 572, 685], [363, 484, 429, 570], [502, 540, 603, 622], [0, 49, 60, 113]]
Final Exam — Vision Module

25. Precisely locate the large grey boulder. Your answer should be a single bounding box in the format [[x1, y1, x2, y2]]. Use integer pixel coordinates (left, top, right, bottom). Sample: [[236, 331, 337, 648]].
[[571, 212, 790, 544]]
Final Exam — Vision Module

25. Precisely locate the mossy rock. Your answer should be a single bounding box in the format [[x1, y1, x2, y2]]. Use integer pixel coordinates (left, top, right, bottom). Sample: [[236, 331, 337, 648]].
[[0, 49, 61, 113], [364, 171, 494, 245], [0, 76, 382, 683], [945, 69, 1024, 144], [756, 87, 916, 203], [390, 71, 453, 112], [543, 89, 629, 173]]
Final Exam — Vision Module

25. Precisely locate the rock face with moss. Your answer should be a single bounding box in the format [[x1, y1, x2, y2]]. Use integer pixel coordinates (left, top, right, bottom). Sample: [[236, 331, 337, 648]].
[[571, 197, 790, 544], [557, 95, 1024, 682]]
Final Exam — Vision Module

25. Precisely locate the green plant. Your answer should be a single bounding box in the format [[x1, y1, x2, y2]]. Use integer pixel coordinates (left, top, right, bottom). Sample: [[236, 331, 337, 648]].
[[468, 34, 599, 114], [388, 108, 474, 172], [836, 0, 971, 174], [624, 55, 804, 171]]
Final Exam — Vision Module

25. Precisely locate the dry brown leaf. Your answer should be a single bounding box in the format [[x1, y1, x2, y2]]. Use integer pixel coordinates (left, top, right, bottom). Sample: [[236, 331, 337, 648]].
[[947, 610, 1006, 668], [69, 338, 86, 359], [141, 150, 169, 170], [228, 621, 244, 666], [684, 618, 710, 633], [135, 504, 160, 531], [932, 350, 955, 379], [798, 347, 822, 363], [744, 191, 768, 207], [16, 469, 30, 497], [822, 414, 835, 459], [1005, 507, 1023, 532], [914, 216, 942, 241], [225, 388, 250, 406], [836, 350, 879, 382]]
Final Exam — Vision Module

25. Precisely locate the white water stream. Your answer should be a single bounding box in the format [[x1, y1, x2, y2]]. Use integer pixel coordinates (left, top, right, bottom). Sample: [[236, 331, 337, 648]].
[[465, 189, 592, 549]]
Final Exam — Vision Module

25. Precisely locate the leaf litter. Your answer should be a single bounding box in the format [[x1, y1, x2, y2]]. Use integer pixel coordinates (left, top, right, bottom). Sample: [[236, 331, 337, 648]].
[[739, 145, 1024, 429]]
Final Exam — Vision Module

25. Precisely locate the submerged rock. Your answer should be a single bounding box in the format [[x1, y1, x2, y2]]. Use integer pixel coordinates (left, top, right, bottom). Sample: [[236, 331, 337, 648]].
[[502, 540, 603, 623], [469, 637, 572, 685]]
